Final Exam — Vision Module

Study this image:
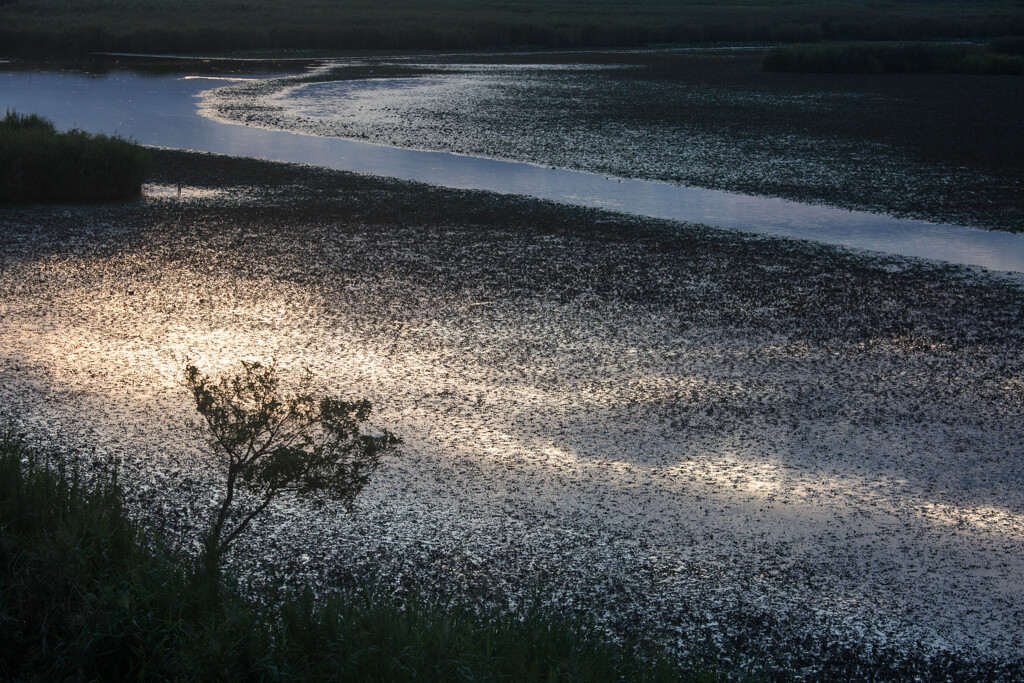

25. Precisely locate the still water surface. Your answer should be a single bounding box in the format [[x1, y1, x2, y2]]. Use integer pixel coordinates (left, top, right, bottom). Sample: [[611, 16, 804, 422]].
[[2, 62, 1023, 273]]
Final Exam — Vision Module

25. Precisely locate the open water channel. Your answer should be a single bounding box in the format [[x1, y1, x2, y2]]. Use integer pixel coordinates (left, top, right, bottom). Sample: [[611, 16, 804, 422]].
[[2, 56, 1023, 273]]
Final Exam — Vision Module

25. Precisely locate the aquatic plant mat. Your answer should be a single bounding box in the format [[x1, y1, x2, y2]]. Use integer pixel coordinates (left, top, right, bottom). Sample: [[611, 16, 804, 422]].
[[2, 149, 1023, 679], [202, 49, 1024, 233]]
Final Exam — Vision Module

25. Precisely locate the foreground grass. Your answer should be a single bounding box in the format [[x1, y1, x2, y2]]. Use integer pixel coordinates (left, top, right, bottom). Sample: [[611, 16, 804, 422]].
[[0, 432, 720, 681], [0, 111, 149, 202], [763, 38, 1024, 74], [1, 0, 1022, 54]]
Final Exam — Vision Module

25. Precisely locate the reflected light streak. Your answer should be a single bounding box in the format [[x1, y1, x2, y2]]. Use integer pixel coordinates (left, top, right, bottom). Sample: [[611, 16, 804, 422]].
[[5, 252, 1022, 547]]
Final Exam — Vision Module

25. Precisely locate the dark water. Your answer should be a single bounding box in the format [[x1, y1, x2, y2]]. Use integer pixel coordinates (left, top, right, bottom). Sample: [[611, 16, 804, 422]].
[[2, 61, 1023, 273]]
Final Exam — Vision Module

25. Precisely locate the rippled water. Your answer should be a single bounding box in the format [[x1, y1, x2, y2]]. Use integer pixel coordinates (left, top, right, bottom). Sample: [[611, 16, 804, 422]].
[[2, 62, 1023, 272]]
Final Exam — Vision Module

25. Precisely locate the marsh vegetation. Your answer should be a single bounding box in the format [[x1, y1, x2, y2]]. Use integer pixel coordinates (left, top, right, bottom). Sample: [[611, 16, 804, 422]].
[[0, 111, 148, 202], [2, 7, 1024, 675], [763, 39, 1024, 74], [206, 49, 1024, 232], [1, 0, 1022, 54], [0, 434, 709, 681]]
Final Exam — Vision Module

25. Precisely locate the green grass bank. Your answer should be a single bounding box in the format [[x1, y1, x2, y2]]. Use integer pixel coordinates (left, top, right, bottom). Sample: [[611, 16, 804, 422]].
[[1, 0, 1022, 54], [0, 111, 149, 202], [0, 432, 722, 681]]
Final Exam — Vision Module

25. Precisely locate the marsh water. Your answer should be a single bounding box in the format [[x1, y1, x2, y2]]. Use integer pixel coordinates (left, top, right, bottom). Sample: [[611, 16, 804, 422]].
[[5, 56, 1024, 677], [2, 58, 1023, 272]]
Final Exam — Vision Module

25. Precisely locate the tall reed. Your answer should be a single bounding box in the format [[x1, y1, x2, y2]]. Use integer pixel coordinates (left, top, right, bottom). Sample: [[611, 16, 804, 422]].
[[0, 111, 149, 202]]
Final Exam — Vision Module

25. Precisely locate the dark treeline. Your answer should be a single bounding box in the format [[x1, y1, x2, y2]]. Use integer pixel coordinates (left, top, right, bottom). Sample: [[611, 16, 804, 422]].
[[763, 38, 1024, 74], [1, 0, 1023, 54]]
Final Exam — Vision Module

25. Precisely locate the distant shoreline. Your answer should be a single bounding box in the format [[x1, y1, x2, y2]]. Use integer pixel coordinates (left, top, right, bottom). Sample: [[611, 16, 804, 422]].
[[2, 0, 1022, 55]]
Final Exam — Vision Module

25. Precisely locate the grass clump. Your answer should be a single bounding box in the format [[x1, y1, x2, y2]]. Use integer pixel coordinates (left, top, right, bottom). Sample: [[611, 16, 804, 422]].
[[0, 110, 149, 203], [763, 40, 1024, 74], [0, 431, 721, 681]]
